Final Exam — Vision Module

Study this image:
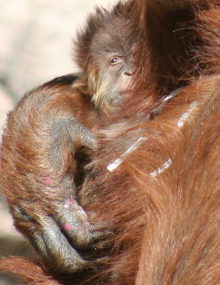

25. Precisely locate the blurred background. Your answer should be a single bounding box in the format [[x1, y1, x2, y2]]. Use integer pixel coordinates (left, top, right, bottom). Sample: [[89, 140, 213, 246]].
[[0, 0, 116, 283]]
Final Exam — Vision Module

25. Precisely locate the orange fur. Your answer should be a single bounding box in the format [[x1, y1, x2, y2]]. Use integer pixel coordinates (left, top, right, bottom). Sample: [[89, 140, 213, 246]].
[[2, 0, 220, 284]]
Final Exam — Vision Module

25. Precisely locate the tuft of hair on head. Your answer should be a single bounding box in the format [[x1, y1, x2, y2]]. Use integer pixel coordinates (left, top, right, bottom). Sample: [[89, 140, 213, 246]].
[[73, 0, 136, 82]]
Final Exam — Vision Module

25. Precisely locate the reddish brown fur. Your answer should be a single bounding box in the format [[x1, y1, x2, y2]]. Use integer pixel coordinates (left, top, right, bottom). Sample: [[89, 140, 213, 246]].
[[0, 1, 138, 275], [0, 257, 59, 284], [2, 0, 220, 284]]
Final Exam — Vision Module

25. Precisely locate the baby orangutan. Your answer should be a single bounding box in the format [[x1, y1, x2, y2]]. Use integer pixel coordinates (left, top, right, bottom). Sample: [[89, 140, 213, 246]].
[[3, 0, 220, 284], [1, 2, 137, 274]]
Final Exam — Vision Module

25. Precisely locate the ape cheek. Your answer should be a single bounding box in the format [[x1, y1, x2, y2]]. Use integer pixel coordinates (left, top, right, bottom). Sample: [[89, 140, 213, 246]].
[[120, 74, 134, 94]]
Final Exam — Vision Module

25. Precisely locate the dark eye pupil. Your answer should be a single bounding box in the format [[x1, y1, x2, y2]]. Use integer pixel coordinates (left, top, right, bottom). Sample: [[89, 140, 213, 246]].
[[110, 56, 123, 65], [109, 56, 123, 65], [111, 57, 119, 63]]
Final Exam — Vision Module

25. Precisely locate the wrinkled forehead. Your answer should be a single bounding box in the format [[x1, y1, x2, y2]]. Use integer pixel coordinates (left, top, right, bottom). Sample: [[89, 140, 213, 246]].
[[91, 17, 137, 54]]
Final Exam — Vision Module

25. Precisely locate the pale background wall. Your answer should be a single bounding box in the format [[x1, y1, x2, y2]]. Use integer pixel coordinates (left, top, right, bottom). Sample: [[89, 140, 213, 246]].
[[0, 0, 116, 283]]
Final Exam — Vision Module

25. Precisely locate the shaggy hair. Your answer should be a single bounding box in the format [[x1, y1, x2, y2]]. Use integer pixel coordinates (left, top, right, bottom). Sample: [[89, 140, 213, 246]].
[[2, 0, 220, 284]]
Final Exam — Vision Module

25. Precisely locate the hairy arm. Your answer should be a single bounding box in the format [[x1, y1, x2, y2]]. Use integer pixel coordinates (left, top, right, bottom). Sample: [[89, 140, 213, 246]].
[[1, 74, 104, 273]]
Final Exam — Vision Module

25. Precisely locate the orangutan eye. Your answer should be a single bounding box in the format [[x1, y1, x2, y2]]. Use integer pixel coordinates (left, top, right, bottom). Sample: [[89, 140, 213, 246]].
[[109, 56, 124, 66]]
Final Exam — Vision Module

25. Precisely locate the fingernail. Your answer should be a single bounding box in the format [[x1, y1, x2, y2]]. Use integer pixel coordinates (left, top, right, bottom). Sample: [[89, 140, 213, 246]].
[[44, 175, 52, 186], [64, 223, 75, 231], [64, 199, 74, 208]]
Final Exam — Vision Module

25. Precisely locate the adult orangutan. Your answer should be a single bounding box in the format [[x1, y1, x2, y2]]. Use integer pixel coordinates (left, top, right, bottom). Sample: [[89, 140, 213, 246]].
[[2, 0, 220, 284]]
